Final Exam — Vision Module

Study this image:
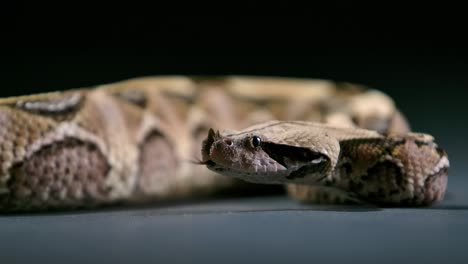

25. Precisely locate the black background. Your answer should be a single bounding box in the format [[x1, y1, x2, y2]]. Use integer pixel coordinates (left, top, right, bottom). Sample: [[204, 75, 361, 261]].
[[3, 4, 468, 263]]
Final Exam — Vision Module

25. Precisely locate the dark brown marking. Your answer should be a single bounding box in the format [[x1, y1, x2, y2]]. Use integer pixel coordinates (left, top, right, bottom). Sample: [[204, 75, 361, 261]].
[[350, 116, 359, 126], [286, 160, 329, 180], [361, 174, 370, 181], [3, 138, 110, 210], [192, 123, 210, 138], [12, 94, 84, 121], [366, 160, 403, 181], [381, 140, 399, 157], [115, 90, 147, 108], [261, 142, 326, 169], [414, 139, 430, 148], [349, 181, 364, 193], [425, 167, 449, 185], [351, 160, 405, 203], [342, 162, 353, 175], [162, 90, 196, 105], [392, 138, 406, 146], [135, 131, 178, 196]]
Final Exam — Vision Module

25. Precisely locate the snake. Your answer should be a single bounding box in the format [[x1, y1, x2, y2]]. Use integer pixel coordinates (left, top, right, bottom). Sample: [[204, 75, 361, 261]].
[[0, 76, 449, 211]]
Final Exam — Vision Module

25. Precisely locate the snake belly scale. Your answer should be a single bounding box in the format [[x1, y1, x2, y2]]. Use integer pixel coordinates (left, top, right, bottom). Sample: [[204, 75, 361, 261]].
[[0, 76, 449, 211]]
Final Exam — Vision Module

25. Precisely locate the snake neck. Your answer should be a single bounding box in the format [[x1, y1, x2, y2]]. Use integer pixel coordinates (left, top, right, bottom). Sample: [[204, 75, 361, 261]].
[[327, 134, 449, 206]]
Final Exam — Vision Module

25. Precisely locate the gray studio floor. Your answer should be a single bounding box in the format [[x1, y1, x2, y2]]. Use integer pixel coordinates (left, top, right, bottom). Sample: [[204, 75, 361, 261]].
[[1, 175, 467, 264]]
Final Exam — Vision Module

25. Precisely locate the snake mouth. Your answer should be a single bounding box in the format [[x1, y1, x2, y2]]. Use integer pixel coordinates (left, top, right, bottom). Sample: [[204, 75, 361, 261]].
[[201, 159, 219, 170], [198, 159, 229, 174], [203, 160, 216, 167]]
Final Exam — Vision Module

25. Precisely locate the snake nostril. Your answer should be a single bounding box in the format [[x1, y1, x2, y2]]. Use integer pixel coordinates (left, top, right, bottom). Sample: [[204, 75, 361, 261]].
[[223, 139, 233, 146]]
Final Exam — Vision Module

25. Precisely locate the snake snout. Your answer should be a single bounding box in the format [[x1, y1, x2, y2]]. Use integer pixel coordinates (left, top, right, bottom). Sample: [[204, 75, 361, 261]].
[[201, 128, 235, 167], [208, 138, 237, 167]]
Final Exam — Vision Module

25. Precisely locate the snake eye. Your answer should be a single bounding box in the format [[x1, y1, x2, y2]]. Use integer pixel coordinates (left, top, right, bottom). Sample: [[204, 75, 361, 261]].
[[250, 136, 262, 148]]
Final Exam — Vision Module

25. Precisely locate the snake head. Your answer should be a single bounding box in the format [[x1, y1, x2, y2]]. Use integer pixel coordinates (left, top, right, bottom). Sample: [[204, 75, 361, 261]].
[[200, 122, 331, 184]]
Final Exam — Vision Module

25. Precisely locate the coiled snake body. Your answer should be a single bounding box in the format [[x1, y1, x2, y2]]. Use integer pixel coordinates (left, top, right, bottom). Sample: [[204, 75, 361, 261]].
[[0, 76, 449, 211]]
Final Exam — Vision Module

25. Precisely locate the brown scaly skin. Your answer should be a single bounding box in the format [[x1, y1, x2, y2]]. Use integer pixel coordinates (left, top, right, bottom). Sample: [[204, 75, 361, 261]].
[[332, 133, 449, 206], [288, 134, 449, 206], [0, 76, 445, 212]]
